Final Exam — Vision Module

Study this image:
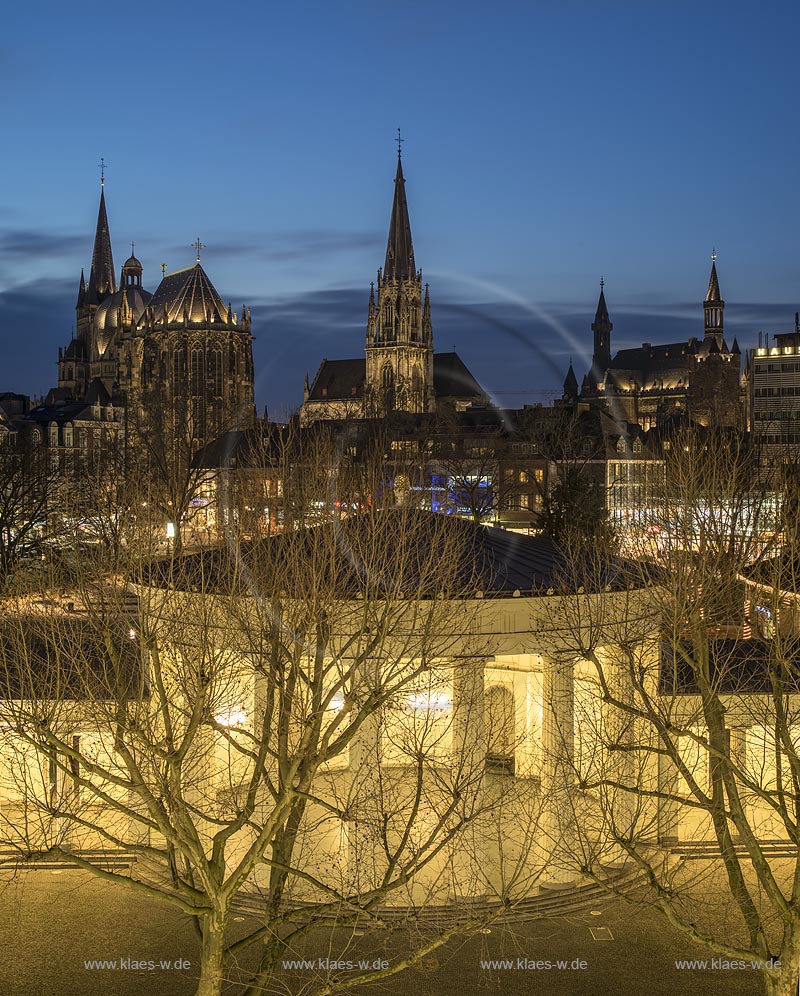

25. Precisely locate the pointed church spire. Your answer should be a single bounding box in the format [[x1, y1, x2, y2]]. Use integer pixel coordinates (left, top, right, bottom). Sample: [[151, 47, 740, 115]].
[[76, 268, 86, 308], [563, 360, 579, 402], [706, 250, 722, 303], [422, 282, 432, 343], [704, 251, 724, 340], [591, 277, 612, 381], [86, 183, 116, 303], [383, 138, 416, 281]]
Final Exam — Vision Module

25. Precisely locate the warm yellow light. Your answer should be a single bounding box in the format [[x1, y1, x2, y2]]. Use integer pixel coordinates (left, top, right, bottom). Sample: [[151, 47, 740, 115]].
[[216, 708, 247, 728]]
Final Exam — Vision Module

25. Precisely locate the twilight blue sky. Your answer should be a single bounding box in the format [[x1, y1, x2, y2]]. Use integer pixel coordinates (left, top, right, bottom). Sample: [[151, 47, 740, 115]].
[[2, 0, 799, 417]]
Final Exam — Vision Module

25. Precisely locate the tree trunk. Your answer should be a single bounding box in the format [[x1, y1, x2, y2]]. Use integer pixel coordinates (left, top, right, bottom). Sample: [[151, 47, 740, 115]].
[[764, 966, 799, 996], [764, 925, 800, 996], [195, 914, 226, 996]]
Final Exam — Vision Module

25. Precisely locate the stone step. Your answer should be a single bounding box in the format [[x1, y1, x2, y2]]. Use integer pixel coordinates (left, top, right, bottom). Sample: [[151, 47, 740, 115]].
[[0, 849, 136, 872], [670, 839, 796, 858]]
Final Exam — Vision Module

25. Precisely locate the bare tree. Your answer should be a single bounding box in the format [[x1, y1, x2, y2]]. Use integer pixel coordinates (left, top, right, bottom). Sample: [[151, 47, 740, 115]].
[[540, 429, 800, 996], [0, 431, 61, 593], [0, 443, 548, 996]]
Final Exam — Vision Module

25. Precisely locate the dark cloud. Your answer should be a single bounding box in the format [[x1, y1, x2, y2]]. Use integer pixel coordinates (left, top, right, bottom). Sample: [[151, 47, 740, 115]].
[[1, 278, 794, 420], [251, 293, 795, 416], [0, 230, 85, 257], [0, 278, 74, 398], [0, 228, 85, 287], [160, 230, 383, 266]]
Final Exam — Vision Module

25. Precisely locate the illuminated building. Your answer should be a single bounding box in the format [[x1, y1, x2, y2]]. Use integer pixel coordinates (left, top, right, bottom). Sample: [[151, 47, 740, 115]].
[[575, 260, 742, 430], [54, 180, 256, 448], [747, 316, 800, 452], [300, 146, 487, 424]]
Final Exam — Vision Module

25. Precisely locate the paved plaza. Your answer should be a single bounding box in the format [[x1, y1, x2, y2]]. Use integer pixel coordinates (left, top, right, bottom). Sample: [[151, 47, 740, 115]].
[[0, 869, 767, 995]]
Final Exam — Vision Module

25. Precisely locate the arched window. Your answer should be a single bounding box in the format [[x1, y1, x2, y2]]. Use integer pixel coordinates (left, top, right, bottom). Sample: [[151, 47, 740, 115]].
[[64, 424, 74, 448], [485, 685, 515, 774], [381, 363, 395, 411], [190, 347, 205, 427], [208, 348, 223, 398], [191, 348, 204, 395], [48, 422, 59, 448], [411, 365, 422, 406], [173, 348, 186, 388]]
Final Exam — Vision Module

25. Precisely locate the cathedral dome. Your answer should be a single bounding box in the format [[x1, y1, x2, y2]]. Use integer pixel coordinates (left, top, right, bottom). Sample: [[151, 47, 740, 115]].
[[94, 285, 153, 341], [123, 254, 143, 273], [144, 262, 230, 326]]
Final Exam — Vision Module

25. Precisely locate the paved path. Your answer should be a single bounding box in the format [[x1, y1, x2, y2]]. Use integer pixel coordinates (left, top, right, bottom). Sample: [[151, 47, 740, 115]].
[[0, 869, 766, 995]]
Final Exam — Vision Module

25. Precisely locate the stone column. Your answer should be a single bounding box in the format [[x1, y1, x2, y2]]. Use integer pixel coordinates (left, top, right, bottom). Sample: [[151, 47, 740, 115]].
[[540, 653, 577, 884], [603, 648, 638, 862], [657, 751, 681, 844], [450, 658, 488, 900], [728, 725, 749, 841], [346, 658, 384, 892]]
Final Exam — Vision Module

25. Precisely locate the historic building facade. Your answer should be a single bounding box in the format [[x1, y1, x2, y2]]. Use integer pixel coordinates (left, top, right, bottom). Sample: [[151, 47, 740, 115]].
[[54, 181, 256, 448], [573, 259, 743, 430], [301, 150, 487, 424]]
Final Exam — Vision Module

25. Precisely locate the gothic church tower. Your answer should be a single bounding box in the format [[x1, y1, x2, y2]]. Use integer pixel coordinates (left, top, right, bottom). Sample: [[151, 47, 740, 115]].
[[365, 146, 434, 415], [590, 278, 612, 387], [703, 252, 725, 348]]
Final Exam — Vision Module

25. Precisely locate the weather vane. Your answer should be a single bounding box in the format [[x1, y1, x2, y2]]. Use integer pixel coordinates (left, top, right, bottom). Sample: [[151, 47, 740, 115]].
[[99, 157, 106, 186], [161, 262, 167, 277], [193, 237, 206, 262]]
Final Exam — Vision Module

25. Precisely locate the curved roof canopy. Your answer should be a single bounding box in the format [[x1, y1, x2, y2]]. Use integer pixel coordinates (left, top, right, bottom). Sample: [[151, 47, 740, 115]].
[[138, 510, 651, 599]]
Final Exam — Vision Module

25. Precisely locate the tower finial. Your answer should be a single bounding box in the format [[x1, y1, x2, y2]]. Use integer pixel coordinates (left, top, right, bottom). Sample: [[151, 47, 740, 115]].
[[161, 262, 167, 277], [193, 237, 206, 263], [600, 276, 604, 289], [396, 127, 403, 159], [130, 241, 135, 257], [99, 157, 106, 187], [711, 247, 717, 263]]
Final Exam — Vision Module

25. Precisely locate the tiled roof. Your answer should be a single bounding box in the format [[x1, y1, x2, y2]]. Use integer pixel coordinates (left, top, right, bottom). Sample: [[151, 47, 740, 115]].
[[145, 263, 228, 325], [433, 352, 487, 400], [308, 359, 366, 401], [306, 352, 488, 404], [193, 424, 290, 469], [140, 510, 649, 598]]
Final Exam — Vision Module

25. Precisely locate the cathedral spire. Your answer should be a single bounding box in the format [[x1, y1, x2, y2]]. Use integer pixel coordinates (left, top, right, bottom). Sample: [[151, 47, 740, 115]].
[[86, 183, 116, 304], [383, 139, 416, 281], [76, 268, 86, 308], [591, 277, 612, 382], [563, 360, 579, 402], [704, 250, 724, 340], [706, 250, 722, 303]]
